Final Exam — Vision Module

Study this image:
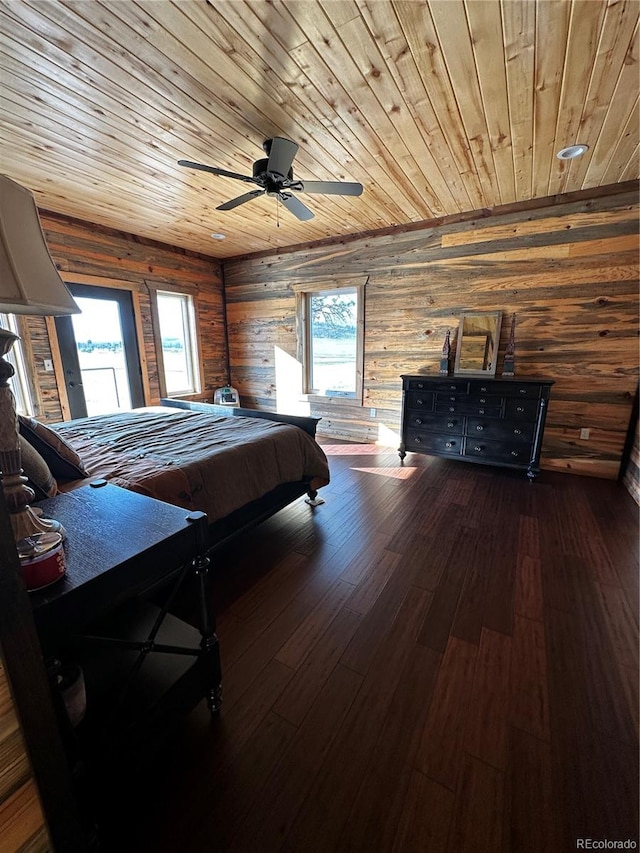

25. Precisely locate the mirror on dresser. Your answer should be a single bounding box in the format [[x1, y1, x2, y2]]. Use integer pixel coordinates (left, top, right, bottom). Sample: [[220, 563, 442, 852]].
[[454, 311, 502, 376]]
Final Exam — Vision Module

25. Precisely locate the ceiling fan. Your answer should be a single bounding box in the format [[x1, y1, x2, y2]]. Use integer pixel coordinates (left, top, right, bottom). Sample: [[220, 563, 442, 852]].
[[178, 137, 363, 221]]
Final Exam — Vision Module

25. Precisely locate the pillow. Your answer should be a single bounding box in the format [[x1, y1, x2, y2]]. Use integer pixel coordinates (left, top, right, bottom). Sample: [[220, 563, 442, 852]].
[[18, 415, 89, 481], [19, 435, 58, 500]]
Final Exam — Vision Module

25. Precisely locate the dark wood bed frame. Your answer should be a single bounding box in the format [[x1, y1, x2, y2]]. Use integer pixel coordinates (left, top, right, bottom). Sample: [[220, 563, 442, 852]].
[[159, 398, 325, 554]]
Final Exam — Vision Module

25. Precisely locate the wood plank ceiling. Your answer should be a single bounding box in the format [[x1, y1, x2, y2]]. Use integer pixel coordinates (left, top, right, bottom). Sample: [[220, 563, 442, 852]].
[[0, 0, 638, 259]]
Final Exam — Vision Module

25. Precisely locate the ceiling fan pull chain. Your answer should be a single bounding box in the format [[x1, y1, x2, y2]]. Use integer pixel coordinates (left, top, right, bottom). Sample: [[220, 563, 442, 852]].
[[276, 195, 280, 228]]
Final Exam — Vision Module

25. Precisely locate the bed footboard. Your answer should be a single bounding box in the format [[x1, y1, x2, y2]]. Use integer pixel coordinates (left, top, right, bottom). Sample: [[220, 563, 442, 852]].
[[160, 398, 321, 438]]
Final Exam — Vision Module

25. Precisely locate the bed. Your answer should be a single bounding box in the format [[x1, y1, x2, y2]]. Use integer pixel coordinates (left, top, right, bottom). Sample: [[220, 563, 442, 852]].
[[23, 402, 330, 552]]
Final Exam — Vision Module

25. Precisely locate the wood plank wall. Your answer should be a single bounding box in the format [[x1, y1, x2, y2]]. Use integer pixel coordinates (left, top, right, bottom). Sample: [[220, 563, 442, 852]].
[[25, 212, 227, 423], [0, 660, 51, 853], [223, 184, 639, 481]]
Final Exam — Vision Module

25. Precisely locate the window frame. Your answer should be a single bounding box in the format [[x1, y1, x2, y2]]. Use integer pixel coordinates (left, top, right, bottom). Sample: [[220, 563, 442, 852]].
[[293, 277, 366, 405], [0, 313, 35, 416], [153, 289, 202, 398]]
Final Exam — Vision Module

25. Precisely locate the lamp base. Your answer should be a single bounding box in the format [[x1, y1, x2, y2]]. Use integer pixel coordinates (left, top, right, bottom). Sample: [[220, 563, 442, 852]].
[[11, 503, 65, 542], [0, 327, 65, 545]]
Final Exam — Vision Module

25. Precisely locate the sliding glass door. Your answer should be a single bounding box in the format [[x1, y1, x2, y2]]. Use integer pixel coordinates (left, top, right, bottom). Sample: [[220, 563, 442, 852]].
[[55, 284, 144, 419]]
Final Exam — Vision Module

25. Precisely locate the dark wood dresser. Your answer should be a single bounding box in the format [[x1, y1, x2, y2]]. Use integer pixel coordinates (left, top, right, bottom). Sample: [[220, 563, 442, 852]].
[[399, 375, 553, 479]]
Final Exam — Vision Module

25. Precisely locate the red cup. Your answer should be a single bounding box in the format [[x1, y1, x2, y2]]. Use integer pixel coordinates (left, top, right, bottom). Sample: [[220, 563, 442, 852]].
[[18, 532, 66, 591]]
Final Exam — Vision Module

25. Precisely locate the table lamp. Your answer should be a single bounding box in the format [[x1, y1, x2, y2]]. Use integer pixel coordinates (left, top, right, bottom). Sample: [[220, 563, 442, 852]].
[[0, 174, 80, 542]]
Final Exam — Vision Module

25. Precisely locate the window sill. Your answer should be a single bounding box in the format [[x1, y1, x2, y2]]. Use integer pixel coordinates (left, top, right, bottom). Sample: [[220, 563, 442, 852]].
[[302, 394, 363, 408]]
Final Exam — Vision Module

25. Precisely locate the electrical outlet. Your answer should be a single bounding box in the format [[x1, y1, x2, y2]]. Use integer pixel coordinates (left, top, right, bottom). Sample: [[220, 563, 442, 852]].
[[580, 428, 590, 440], [43, 359, 54, 372], [370, 408, 377, 418]]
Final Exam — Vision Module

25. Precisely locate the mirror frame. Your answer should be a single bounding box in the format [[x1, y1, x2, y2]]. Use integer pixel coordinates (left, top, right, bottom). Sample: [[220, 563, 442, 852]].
[[454, 311, 502, 376]]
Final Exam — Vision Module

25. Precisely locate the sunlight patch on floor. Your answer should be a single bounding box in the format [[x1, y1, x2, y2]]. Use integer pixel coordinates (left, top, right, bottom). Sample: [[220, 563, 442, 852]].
[[320, 444, 394, 455], [350, 466, 419, 480]]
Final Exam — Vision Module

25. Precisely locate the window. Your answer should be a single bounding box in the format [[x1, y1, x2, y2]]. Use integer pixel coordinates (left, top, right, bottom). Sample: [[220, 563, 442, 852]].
[[155, 291, 200, 396], [295, 278, 365, 402], [1, 313, 34, 415]]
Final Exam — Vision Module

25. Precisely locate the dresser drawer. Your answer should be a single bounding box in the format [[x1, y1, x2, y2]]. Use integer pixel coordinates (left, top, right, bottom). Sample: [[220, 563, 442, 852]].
[[419, 379, 468, 393], [405, 412, 464, 434], [406, 390, 435, 410], [406, 430, 462, 455], [463, 439, 532, 465], [469, 380, 542, 398], [466, 418, 535, 443], [468, 393, 503, 407], [406, 378, 467, 393], [436, 401, 503, 417], [505, 398, 539, 421]]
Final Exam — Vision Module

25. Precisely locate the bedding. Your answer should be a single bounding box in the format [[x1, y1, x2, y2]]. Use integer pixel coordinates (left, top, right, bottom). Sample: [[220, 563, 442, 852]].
[[52, 407, 330, 524]]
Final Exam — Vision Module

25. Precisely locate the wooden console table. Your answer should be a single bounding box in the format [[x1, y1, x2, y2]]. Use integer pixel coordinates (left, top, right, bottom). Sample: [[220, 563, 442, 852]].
[[30, 482, 222, 781]]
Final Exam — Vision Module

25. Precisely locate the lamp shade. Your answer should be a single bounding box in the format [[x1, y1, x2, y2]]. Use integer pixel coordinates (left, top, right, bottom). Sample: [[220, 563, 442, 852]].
[[0, 174, 79, 316]]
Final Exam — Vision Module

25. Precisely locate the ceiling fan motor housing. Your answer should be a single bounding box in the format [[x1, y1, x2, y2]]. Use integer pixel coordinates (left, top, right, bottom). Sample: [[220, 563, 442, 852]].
[[253, 157, 293, 185]]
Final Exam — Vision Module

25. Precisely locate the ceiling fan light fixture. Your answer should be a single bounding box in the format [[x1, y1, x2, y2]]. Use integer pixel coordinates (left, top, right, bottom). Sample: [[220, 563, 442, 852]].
[[210, 232, 225, 240], [556, 144, 589, 160]]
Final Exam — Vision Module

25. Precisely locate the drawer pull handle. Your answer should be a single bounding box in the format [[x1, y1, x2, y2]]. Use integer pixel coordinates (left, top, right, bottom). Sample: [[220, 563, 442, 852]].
[[449, 407, 455, 412], [450, 396, 456, 401], [516, 406, 524, 412], [479, 408, 485, 415], [417, 398, 424, 406], [415, 418, 422, 425], [514, 428, 521, 435], [447, 421, 454, 428], [480, 386, 487, 392], [519, 389, 527, 395], [480, 397, 486, 403], [474, 445, 483, 452], [450, 385, 456, 390], [511, 450, 519, 457], [476, 425, 484, 431], [414, 437, 422, 444], [445, 441, 454, 448]]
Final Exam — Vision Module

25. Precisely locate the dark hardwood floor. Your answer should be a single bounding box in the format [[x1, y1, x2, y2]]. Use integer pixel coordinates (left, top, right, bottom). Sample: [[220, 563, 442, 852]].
[[118, 441, 638, 852]]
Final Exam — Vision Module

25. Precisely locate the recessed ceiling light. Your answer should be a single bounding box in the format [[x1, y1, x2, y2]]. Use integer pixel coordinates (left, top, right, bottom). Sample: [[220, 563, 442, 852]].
[[557, 144, 589, 160], [210, 232, 226, 240]]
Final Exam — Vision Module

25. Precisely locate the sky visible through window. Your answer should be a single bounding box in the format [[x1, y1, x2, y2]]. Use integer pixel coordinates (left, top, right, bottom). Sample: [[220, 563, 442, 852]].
[[69, 293, 195, 411], [72, 296, 131, 414], [310, 290, 357, 395], [156, 292, 195, 394]]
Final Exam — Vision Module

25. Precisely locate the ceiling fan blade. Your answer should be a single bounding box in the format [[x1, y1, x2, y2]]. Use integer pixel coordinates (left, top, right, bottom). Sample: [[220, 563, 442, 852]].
[[267, 137, 298, 178], [178, 160, 257, 185], [299, 180, 363, 197], [216, 189, 265, 211], [278, 192, 314, 221]]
